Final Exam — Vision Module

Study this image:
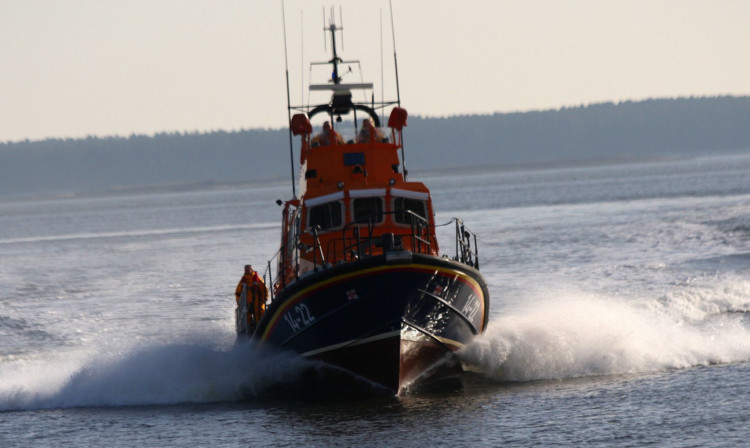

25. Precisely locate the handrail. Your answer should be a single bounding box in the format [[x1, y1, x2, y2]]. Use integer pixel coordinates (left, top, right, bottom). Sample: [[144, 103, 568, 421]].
[[326, 210, 434, 260], [310, 225, 327, 270], [453, 218, 479, 269], [262, 214, 480, 304], [236, 283, 249, 334]]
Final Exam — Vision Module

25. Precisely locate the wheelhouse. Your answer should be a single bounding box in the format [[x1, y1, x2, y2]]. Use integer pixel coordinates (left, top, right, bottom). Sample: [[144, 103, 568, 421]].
[[269, 108, 446, 296]]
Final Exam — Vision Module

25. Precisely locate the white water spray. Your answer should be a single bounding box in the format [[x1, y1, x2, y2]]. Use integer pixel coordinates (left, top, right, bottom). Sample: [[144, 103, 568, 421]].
[[0, 334, 311, 411], [460, 276, 750, 381]]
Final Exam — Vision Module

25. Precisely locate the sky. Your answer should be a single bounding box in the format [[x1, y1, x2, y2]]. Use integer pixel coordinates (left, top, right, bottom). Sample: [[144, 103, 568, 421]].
[[1, 0, 749, 143]]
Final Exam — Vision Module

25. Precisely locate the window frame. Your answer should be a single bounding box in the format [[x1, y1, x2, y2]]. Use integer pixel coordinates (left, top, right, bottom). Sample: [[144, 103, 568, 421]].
[[390, 189, 430, 227], [351, 196, 385, 225], [349, 188, 387, 226], [305, 191, 346, 232]]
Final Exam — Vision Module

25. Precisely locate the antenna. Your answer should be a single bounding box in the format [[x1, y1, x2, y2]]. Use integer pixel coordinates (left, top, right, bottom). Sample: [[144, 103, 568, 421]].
[[307, 64, 313, 107], [380, 9, 384, 124], [281, 0, 296, 198], [323, 7, 343, 85], [300, 11, 304, 106], [389, 0, 401, 107], [389, 0, 405, 179], [339, 6, 344, 51]]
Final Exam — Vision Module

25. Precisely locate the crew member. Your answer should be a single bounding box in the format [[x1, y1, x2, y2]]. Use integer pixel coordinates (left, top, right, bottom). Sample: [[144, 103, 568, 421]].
[[311, 121, 344, 146], [356, 118, 385, 143], [235, 264, 268, 331]]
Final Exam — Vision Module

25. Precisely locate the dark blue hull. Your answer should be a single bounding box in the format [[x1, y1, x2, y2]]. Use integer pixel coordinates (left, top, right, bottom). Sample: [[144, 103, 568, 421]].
[[253, 251, 490, 393]]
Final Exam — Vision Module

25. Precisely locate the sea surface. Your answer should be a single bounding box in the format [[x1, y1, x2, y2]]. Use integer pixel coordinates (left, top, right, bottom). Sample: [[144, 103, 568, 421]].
[[2, 153, 750, 447]]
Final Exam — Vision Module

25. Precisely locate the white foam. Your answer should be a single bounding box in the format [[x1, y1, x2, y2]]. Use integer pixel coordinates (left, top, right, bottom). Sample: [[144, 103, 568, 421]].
[[460, 278, 750, 382], [0, 334, 310, 411]]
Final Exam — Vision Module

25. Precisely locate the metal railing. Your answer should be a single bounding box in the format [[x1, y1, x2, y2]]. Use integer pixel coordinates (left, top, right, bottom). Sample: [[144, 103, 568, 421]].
[[452, 218, 479, 269], [325, 210, 434, 261], [262, 214, 480, 304]]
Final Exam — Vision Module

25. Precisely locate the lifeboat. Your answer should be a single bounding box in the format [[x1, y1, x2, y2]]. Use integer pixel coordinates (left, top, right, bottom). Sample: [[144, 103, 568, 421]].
[[234, 9, 490, 395]]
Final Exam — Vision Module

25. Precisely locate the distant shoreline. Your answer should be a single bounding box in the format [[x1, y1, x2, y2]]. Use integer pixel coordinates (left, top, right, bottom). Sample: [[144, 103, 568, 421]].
[[5, 151, 750, 204], [2, 96, 748, 199]]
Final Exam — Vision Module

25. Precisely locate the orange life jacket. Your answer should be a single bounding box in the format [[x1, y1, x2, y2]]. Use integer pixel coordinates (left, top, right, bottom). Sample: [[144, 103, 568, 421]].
[[235, 271, 268, 326]]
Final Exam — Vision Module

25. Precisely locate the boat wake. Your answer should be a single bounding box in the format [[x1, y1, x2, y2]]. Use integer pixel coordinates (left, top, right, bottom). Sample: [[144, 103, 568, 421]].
[[460, 275, 750, 382], [0, 222, 274, 246], [0, 335, 318, 411]]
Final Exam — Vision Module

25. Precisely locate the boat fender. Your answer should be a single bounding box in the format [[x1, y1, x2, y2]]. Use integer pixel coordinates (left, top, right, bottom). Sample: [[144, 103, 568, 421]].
[[388, 107, 408, 130], [291, 114, 312, 135]]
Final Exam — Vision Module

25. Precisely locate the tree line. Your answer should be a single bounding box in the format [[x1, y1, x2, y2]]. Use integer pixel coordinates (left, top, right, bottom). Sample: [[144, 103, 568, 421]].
[[1, 96, 748, 197]]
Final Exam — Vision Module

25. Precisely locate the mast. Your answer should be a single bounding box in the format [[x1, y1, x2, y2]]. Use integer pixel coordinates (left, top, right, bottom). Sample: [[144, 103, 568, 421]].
[[287, 5, 405, 173], [281, 0, 296, 198], [326, 8, 343, 86], [389, 0, 401, 108], [389, 0, 406, 179]]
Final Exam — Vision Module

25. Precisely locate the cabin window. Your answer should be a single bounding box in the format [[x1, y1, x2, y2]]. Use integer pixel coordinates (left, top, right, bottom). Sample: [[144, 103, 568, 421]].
[[394, 198, 427, 225], [308, 201, 343, 231], [352, 197, 384, 224]]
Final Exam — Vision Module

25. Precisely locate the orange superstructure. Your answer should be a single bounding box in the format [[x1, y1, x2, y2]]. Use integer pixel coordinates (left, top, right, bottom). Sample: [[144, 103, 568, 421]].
[[275, 109, 441, 296]]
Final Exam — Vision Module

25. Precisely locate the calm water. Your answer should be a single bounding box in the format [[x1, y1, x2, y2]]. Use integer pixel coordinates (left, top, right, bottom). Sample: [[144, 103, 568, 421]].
[[2, 154, 750, 447]]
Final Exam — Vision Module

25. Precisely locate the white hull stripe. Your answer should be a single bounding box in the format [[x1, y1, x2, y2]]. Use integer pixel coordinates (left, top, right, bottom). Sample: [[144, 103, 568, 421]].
[[300, 329, 464, 358], [301, 330, 401, 358]]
